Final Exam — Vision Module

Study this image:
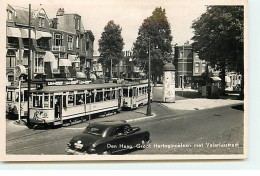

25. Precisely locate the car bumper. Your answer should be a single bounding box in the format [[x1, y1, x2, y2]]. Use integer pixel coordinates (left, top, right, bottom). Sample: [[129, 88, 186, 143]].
[[66, 148, 97, 155]]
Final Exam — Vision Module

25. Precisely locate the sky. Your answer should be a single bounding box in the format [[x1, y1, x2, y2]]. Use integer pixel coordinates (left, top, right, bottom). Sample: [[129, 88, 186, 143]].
[[6, 0, 209, 55]]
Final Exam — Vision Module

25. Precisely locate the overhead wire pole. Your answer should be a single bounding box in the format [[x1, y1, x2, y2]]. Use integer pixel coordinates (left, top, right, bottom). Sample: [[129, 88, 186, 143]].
[[27, 4, 31, 127]]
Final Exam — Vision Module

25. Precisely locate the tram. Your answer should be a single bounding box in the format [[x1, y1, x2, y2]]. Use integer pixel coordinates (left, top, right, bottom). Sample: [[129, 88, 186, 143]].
[[6, 84, 35, 117], [29, 83, 123, 126], [122, 81, 153, 109]]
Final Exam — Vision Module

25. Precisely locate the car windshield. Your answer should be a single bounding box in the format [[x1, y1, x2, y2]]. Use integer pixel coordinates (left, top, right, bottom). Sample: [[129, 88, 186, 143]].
[[83, 125, 106, 136]]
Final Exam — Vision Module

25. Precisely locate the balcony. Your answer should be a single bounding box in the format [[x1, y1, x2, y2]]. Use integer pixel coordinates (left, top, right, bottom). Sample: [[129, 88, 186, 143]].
[[51, 46, 66, 53]]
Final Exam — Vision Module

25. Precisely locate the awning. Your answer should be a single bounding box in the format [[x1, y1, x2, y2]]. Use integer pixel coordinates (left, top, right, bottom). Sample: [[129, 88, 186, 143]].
[[20, 28, 36, 39], [225, 76, 231, 83], [68, 54, 80, 63], [59, 59, 72, 67], [36, 31, 52, 39], [76, 72, 87, 79], [210, 77, 221, 82], [44, 51, 56, 62], [7, 27, 21, 38]]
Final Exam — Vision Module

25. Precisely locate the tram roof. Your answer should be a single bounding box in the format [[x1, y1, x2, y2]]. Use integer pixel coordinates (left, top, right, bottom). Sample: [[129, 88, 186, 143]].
[[30, 83, 122, 93]]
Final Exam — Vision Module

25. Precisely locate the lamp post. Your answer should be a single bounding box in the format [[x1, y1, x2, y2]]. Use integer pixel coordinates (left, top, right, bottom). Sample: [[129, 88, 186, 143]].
[[27, 4, 32, 127], [146, 39, 152, 116]]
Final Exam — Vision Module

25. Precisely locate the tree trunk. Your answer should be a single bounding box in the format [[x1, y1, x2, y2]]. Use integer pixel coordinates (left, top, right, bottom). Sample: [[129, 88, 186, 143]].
[[220, 62, 226, 96]]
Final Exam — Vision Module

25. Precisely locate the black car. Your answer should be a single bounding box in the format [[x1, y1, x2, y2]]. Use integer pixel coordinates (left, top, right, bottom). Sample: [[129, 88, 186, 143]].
[[66, 121, 151, 155]]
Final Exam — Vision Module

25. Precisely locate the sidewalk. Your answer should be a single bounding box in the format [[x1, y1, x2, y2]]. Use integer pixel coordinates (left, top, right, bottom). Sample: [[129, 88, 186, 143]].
[[161, 98, 243, 111]]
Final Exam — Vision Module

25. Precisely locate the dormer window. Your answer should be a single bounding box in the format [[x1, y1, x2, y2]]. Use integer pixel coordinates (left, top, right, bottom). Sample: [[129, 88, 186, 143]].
[[7, 10, 13, 21], [39, 17, 45, 27], [75, 18, 80, 30]]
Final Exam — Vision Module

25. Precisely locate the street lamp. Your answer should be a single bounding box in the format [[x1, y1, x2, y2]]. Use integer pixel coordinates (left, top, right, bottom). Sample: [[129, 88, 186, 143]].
[[146, 39, 152, 116]]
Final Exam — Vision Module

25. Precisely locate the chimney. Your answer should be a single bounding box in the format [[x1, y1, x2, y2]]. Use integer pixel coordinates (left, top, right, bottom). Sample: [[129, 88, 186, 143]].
[[56, 8, 64, 16]]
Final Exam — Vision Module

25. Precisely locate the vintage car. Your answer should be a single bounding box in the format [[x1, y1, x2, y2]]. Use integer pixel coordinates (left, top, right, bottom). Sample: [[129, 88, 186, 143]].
[[66, 121, 150, 155]]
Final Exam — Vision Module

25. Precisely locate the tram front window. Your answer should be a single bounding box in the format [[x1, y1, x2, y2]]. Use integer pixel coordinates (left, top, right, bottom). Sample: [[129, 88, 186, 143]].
[[33, 95, 43, 108], [129, 89, 132, 97], [123, 88, 128, 97], [44, 95, 49, 108]]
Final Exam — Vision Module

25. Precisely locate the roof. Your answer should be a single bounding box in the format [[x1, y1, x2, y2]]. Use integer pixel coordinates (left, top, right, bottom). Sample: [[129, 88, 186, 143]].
[[30, 83, 122, 93], [163, 63, 176, 71]]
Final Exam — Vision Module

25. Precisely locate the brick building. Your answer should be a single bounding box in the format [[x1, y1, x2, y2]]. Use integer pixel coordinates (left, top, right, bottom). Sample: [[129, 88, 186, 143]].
[[6, 4, 94, 85]]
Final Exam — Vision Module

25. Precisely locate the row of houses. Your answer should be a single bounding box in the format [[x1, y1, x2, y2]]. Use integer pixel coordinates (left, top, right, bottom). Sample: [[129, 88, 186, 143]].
[[174, 41, 242, 90], [6, 5, 94, 86]]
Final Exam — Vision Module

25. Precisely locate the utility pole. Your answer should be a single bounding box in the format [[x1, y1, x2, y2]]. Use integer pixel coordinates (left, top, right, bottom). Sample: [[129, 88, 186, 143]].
[[182, 44, 185, 90], [27, 4, 31, 127], [146, 39, 152, 116], [110, 57, 112, 81]]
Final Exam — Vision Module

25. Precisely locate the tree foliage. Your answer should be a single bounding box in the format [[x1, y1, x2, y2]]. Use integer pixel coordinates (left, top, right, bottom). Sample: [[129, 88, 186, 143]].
[[98, 20, 124, 73], [133, 7, 173, 81], [191, 6, 244, 94]]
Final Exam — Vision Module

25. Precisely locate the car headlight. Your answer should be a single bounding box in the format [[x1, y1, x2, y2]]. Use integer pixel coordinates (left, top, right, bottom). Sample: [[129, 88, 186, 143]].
[[74, 140, 84, 149]]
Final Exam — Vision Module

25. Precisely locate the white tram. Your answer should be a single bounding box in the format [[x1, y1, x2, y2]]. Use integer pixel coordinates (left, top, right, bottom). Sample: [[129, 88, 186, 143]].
[[6, 84, 34, 117], [29, 83, 122, 126], [122, 82, 153, 109]]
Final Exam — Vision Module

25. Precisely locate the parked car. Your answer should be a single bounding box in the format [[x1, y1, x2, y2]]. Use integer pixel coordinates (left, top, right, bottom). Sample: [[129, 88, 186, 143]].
[[66, 121, 151, 155]]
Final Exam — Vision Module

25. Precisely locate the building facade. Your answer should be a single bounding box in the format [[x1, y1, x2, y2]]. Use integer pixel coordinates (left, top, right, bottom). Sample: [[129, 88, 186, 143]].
[[6, 5, 95, 86]]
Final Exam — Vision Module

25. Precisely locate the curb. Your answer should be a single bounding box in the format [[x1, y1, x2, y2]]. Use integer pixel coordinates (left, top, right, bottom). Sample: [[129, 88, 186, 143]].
[[160, 102, 243, 111], [125, 113, 156, 123]]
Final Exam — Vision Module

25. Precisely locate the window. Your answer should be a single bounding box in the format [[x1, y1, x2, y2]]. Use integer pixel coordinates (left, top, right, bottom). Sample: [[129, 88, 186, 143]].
[[7, 10, 12, 21], [67, 35, 73, 50], [34, 57, 44, 73], [39, 17, 45, 27], [44, 95, 49, 108], [75, 19, 80, 30], [195, 63, 200, 73], [7, 91, 13, 101], [86, 90, 94, 103], [6, 50, 16, 68], [111, 90, 116, 100], [68, 92, 74, 106], [8, 75, 14, 82], [76, 93, 85, 105], [129, 89, 132, 97], [76, 35, 79, 48], [123, 88, 128, 97], [95, 89, 103, 102], [33, 95, 43, 108], [201, 63, 206, 73], [104, 90, 111, 101], [54, 34, 63, 46]]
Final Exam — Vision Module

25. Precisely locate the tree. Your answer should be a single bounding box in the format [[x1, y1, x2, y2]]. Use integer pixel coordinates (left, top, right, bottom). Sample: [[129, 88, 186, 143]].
[[133, 7, 173, 83], [191, 6, 244, 98], [98, 20, 124, 79]]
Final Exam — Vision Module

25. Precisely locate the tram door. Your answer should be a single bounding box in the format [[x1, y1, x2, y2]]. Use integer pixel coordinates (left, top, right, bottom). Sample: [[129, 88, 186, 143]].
[[118, 88, 122, 109], [54, 95, 62, 120], [132, 87, 137, 108]]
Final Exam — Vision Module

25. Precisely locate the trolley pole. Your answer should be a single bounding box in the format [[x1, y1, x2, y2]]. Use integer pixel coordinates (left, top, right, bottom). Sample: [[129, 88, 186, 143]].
[[146, 39, 152, 116], [27, 4, 31, 127]]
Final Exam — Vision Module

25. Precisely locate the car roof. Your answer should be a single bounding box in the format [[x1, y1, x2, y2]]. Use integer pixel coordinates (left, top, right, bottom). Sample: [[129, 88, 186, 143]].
[[90, 121, 127, 127]]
